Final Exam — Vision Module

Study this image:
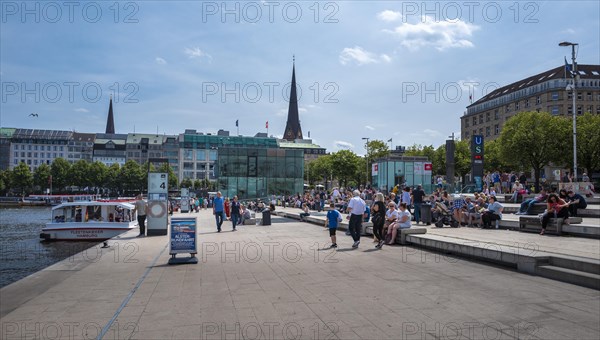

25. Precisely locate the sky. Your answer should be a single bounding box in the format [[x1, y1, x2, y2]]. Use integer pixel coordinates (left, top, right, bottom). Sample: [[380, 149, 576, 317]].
[[1, 1, 599, 155]]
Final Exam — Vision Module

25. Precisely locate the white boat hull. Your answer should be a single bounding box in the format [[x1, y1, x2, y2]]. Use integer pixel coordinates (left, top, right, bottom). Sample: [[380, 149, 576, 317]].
[[41, 222, 137, 241]]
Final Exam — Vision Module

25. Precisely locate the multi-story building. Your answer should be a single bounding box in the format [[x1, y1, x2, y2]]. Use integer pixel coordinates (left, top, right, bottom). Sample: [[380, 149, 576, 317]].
[[67, 132, 95, 163], [93, 133, 127, 166], [9, 129, 72, 170], [461, 64, 600, 141], [0, 128, 16, 170], [178, 129, 279, 182]]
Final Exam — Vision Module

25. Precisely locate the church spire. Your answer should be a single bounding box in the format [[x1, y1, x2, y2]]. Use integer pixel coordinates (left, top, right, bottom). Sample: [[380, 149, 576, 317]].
[[283, 57, 303, 141], [105, 95, 115, 134]]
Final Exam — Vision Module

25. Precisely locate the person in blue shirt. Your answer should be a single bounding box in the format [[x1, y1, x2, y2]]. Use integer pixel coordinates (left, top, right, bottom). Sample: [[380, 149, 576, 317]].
[[363, 205, 371, 222], [213, 191, 225, 232], [325, 203, 343, 248]]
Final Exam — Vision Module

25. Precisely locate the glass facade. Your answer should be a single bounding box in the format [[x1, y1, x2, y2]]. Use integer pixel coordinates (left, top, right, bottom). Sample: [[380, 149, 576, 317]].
[[217, 147, 304, 199], [372, 159, 433, 193]]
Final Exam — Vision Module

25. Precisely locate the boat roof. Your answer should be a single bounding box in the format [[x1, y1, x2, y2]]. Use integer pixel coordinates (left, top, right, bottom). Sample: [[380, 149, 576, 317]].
[[52, 201, 135, 210]]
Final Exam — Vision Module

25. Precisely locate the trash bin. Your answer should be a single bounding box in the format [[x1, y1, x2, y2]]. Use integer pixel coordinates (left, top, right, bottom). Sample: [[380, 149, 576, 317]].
[[420, 204, 432, 225], [262, 209, 271, 226]]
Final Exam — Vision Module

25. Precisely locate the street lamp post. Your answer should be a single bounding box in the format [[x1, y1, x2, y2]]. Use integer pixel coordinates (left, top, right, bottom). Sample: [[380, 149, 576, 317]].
[[559, 41, 579, 181], [362, 137, 369, 187]]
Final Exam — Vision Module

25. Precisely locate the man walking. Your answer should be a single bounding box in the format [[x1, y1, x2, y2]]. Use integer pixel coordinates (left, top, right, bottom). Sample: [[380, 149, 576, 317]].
[[346, 190, 366, 248], [134, 194, 148, 237], [412, 185, 426, 224], [230, 195, 241, 231], [213, 191, 225, 232]]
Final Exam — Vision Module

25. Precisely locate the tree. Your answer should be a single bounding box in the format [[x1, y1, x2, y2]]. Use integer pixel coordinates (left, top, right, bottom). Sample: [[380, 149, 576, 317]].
[[11, 162, 33, 194], [454, 139, 472, 183], [180, 178, 193, 188], [193, 179, 202, 189], [50, 158, 71, 192], [330, 150, 360, 188], [88, 161, 108, 190], [307, 155, 333, 186], [0, 170, 9, 195], [120, 160, 144, 193], [33, 163, 52, 192], [500, 111, 569, 191], [365, 140, 390, 184], [71, 160, 90, 190], [105, 163, 122, 195], [575, 113, 600, 176], [404, 144, 437, 173]]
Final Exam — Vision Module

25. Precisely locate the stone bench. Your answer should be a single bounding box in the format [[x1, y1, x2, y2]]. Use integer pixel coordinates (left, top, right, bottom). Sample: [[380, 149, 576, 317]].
[[243, 218, 257, 225], [364, 226, 427, 245], [519, 216, 582, 235]]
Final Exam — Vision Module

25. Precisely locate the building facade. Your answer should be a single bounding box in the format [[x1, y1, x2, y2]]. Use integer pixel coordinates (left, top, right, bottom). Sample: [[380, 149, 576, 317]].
[[372, 155, 433, 193], [217, 147, 304, 199], [93, 133, 127, 166], [461, 64, 600, 141], [67, 132, 95, 163], [0, 128, 16, 170], [9, 129, 72, 171]]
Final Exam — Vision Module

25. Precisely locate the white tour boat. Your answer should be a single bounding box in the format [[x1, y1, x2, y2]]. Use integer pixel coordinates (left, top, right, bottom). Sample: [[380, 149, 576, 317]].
[[41, 201, 137, 241]]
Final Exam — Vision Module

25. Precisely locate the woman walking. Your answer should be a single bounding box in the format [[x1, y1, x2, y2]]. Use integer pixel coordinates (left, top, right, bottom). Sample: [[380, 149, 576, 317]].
[[371, 193, 386, 248]]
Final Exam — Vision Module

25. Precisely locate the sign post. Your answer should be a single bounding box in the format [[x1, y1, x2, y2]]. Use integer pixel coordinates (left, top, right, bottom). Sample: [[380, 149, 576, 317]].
[[147, 172, 168, 236], [180, 188, 190, 213], [168, 217, 198, 265], [471, 135, 485, 192]]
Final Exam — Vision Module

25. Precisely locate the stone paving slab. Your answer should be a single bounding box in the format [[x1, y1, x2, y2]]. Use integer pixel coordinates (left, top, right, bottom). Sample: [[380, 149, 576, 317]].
[[1, 210, 599, 340]]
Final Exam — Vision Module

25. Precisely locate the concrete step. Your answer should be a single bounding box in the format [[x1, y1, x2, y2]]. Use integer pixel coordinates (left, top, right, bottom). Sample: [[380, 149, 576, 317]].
[[548, 256, 600, 275], [536, 265, 600, 290]]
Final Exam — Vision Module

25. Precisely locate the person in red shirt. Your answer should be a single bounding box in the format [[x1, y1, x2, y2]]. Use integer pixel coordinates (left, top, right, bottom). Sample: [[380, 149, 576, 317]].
[[224, 197, 231, 220], [540, 193, 569, 235]]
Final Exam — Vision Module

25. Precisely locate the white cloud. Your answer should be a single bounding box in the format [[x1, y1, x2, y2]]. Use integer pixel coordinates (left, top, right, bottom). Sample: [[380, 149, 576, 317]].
[[299, 107, 307, 113], [184, 47, 212, 61], [334, 140, 354, 149], [384, 17, 479, 51], [561, 28, 576, 35], [74, 108, 89, 113], [155, 57, 167, 65], [339, 46, 390, 65], [377, 10, 402, 22], [365, 125, 375, 131], [276, 109, 287, 117], [422, 129, 441, 137]]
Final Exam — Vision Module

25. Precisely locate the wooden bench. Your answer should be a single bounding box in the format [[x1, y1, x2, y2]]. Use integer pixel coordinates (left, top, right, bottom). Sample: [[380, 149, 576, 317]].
[[519, 216, 582, 235]]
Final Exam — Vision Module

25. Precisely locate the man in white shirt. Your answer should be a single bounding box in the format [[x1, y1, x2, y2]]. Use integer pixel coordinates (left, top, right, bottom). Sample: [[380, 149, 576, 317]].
[[346, 190, 366, 248]]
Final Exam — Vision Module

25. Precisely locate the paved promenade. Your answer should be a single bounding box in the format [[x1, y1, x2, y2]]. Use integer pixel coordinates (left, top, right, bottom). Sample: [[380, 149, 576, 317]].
[[1, 210, 599, 339]]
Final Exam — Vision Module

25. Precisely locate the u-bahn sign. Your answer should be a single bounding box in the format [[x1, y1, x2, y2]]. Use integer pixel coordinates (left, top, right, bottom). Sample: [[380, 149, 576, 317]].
[[471, 135, 484, 191]]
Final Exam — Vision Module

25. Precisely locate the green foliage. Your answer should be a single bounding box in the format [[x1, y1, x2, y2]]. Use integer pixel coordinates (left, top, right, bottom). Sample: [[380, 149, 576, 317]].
[[306, 155, 333, 185], [70, 160, 90, 189], [180, 178, 193, 188], [499, 111, 570, 190], [366, 140, 390, 161], [50, 158, 71, 192], [330, 150, 360, 187], [454, 139, 471, 180], [33, 163, 51, 191], [576, 113, 600, 175], [193, 179, 202, 189], [11, 162, 33, 193], [0, 170, 8, 194], [120, 160, 145, 193], [88, 161, 108, 189], [105, 163, 122, 194]]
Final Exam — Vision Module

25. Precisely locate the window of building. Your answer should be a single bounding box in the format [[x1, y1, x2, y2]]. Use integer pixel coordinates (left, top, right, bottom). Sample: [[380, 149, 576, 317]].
[[479, 115, 483, 124], [536, 96, 541, 105], [14, 160, 17, 165], [465, 119, 469, 127], [567, 106, 572, 114], [14, 152, 18, 157], [587, 92, 593, 101], [60, 146, 63, 151], [597, 106, 600, 114], [486, 112, 490, 122], [209, 150, 218, 161], [183, 149, 193, 160], [567, 92, 572, 100], [34, 152, 37, 158], [479, 128, 483, 135], [577, 93, 582, 100], [183, 162, 194, 170], [551, 106, 560, 115], [53, 146, 57, 151], [34, 160, 38, 165], [494, 124, 499, 135], [196, 150, 207, 161], [505, 105, 510, 112], [464, 131, 470, 138], [494, 110, 499, 120], [551, 92, 559, 101], [472, 116, 477, 125], [53, 153, 57, 158], [27, 160, 31, 165], [21, 152, 25, 157], [577, 106, 582, 115], [197, 163, 206, 171], [515, 102, 520, 110], [524, 99, 529, 108], [588, 105, 594, 114]]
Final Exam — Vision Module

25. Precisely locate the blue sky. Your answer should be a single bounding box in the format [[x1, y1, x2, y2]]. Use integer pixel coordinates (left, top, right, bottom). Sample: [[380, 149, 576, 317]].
[[1, 1, 599, 155]]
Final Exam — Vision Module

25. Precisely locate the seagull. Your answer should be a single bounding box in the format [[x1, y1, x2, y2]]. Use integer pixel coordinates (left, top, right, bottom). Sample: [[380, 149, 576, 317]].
[[29, 113, 38, 117]]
